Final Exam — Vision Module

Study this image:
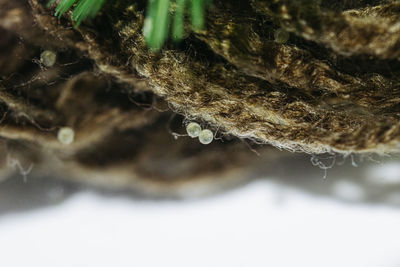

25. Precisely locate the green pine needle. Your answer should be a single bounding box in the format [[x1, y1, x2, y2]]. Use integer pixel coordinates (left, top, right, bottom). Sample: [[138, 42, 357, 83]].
[[172, 0, 186, 42], [190, 0, 204, 30], [48, 0, 211, 50], [72, 0, 106, 27], [143, 0, 172, 50], [48, 0, 104, 27]]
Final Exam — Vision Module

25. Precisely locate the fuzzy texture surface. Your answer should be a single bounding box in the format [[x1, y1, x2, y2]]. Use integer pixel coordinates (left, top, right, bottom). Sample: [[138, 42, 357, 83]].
[[0, 0, 400, 196]]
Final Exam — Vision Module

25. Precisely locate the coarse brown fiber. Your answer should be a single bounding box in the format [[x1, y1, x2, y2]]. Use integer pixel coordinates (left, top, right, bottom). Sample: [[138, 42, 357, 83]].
[[0, 0, 399, 196]]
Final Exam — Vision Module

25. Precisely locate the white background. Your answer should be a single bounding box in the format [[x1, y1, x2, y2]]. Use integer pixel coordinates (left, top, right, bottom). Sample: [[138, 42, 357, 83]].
[[1, 160, 400, 267]]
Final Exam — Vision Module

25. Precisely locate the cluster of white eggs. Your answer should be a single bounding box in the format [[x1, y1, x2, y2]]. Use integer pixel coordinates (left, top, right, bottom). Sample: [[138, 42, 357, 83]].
[[186, 122, 214, 145], [46, 27, 289, 147]]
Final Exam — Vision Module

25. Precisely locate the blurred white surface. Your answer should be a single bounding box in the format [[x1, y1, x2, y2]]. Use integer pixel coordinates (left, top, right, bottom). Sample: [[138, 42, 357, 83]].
[[1, 180, 400, 267]]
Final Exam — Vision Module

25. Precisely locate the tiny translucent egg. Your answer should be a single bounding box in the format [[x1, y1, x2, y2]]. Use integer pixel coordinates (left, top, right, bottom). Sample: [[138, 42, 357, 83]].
[[186, 122, 202, 138], [199, 129, 213, 145], [40, 50, 57, 67], [274, 28, 290, 44], [57, 127, 75, 145]]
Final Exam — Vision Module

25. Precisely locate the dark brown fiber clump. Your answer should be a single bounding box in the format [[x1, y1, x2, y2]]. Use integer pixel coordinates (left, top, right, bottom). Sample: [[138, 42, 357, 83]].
[[0, 0, 400, 196]]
